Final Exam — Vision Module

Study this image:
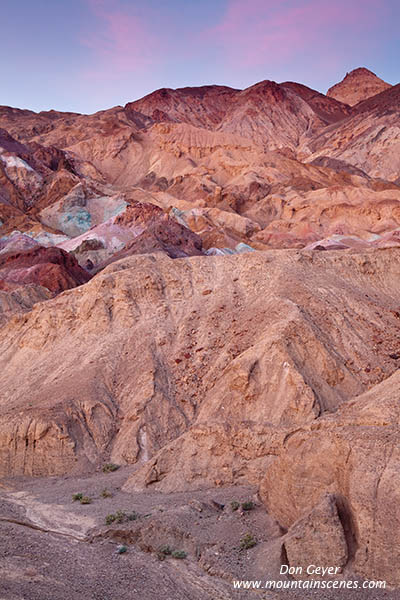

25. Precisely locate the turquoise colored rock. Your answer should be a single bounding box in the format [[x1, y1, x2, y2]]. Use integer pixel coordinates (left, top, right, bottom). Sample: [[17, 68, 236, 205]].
[[206, 244, 254, 256], [206, 247, 235, 256], [60, 209, 92, 237], [171, 207, 188, 227], [106, 202, 128, 220], [235, 243, 255, 253]]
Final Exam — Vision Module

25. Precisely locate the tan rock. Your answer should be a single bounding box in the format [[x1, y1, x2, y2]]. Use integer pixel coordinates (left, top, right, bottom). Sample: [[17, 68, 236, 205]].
[[260, 369, 400, 586], [308, 84, 400, 181], [283, 494, 348, 579], [327, 68, 391, 106], [0, 247, 397, 483]]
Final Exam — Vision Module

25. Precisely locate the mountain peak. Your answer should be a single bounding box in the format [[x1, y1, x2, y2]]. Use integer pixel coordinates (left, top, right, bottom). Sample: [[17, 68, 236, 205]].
[[346, 67, 379, 77], [327, 67, 391, 106]]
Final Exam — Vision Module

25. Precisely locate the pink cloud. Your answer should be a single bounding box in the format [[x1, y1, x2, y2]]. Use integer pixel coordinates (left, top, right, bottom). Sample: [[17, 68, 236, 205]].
[[205, 0, 386, 69], [82, 0, 160, 77]]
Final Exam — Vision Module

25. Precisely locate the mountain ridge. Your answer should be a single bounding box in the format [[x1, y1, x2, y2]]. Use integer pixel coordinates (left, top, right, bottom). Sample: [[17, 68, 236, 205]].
[[1, 66, 400, 590]]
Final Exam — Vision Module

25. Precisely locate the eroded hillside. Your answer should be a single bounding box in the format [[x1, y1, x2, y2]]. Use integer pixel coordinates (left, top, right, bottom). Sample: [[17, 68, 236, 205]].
[[1, 68, 400, 591]]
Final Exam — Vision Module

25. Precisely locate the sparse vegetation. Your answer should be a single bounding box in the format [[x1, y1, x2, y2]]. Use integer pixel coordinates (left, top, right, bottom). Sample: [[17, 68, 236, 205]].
[[171, 550, 187, 559], [105, 509, 140, 525], [156, 545, 187, 560], [80, 496, 92, 505], [72, 493, 84, 502], [102, 463, 120, 473], [231, 501, 240, 511], [127, 511, 139, 521], [114, 509, 126, 523], [240, 533, 257, 550], [157, 545, 172, 560], [101, 488, 113, 498], [105, 513, 116, 525], [116, 545, 127, 554], [241, 501, 255, 511]]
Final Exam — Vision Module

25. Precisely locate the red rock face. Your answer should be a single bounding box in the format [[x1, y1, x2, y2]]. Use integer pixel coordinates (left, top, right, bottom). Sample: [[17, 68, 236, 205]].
[[125, 85, 239, 129], [0, 67, 399, 265], [28, 142, 76, 173], [281, 82, 352, 124], [105, 219, 203, 264], [327, 67, 392, 106], [0, 246, 91, 293], [113, 201, 166, 227], [355, 81, 400, 113], [99, 201, 204, 268]]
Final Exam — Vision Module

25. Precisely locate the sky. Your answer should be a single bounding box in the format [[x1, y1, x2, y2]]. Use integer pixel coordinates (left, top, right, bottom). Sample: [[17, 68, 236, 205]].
[[1, 0, 399, 114]]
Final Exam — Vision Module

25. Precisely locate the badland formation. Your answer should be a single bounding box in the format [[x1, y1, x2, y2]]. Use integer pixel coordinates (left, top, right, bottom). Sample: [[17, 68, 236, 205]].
[[1, 67, 400, 598]]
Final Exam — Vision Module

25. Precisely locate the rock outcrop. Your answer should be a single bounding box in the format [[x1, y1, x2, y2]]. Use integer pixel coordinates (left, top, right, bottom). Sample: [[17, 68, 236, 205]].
[[283, 494, 348, 579], [327, 67, 391, 106], [0, 245, 91, 293], [260, 369, 400, 586], [1, 69, 399, 254], [1, 67, 400, 590], [0, 248, 398, 483]]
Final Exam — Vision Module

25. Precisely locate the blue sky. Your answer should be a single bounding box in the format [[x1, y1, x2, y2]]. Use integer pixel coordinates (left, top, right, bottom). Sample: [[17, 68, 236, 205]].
[[1, 0, 399, 114]]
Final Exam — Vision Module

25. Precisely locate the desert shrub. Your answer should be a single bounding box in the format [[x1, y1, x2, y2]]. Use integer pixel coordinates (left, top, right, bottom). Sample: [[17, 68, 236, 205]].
[[127, 511, 139, 521], [105, 509, 139, 525], [72, 493, 83, 502], [105, 513, 116, 525], [101, 488, 113, 498], [171, 550, 187, 559], [231, 501, 240, 511], [240, 533, 257, 550], [114, 510, 126, 523], [157, 544, 172, 560], [241, 501, 255, 511], [102, 463, 120, 473], [80, 496, 92, 505], [116, 545, 127, 554]]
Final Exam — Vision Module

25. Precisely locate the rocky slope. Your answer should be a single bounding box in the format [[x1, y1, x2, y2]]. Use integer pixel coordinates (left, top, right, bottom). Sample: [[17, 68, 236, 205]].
[[261, 369, 400, 586], [307, 83, 400, 181], [327, 67, 392, 106], [1, 248, 400, 586], [1, 67, 400, 591], [0, 68, 399, 264]]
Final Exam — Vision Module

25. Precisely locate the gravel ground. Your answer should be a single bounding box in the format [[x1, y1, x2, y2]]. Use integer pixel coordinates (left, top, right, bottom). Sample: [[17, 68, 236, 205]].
[[0, 470, 399, 600]]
